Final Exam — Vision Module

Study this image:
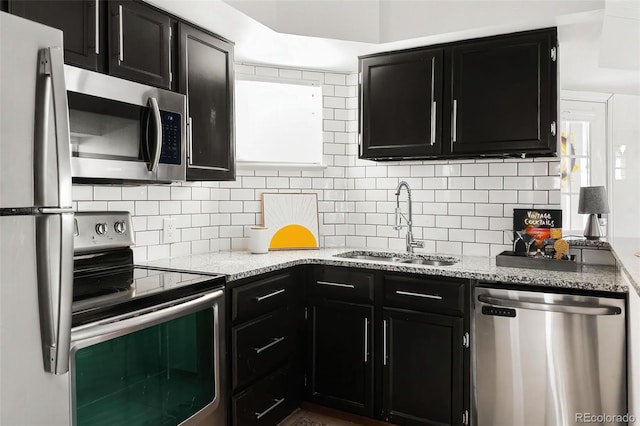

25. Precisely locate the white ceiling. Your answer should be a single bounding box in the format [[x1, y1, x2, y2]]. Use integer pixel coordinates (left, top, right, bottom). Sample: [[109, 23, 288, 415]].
[[147, 0, 640, 95]]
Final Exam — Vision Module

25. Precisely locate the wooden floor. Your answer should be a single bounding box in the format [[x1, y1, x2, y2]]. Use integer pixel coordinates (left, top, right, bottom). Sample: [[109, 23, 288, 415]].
[[279, 403, 395, 426]]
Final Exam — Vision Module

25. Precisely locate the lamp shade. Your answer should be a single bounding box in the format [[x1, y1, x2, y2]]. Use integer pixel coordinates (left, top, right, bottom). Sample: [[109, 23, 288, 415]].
[[578, 186, 610, 214]]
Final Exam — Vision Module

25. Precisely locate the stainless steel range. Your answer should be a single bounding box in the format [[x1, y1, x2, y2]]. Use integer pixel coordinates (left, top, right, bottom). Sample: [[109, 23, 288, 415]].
[[70, 211, 226, 426]]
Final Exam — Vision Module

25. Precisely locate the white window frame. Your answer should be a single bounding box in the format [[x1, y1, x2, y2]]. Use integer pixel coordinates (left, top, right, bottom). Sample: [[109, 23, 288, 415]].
[[234, 73, 325, 169]]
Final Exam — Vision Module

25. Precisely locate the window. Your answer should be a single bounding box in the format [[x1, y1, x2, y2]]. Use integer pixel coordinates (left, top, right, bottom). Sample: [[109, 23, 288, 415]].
[[559, 99, 607, 236], [234, 75, 323, 165]]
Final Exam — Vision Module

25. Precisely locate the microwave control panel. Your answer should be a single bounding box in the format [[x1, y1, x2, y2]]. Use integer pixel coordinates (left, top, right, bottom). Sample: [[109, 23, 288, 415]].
[[159, 111, 182, 165]]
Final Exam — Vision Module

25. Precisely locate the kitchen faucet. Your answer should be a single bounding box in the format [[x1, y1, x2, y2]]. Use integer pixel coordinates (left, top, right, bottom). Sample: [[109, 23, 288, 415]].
[[394, 181, 424, 253]]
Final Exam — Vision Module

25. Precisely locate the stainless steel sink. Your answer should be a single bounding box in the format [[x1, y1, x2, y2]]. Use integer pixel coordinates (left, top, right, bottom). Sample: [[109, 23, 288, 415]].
[[339, 254, 405, 262], [335, 251, 459, 266], [398, 258, 458, 266]]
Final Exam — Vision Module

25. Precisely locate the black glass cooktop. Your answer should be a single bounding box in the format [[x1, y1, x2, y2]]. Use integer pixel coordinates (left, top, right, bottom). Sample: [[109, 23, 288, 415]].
[[72, 251, 225, 326]]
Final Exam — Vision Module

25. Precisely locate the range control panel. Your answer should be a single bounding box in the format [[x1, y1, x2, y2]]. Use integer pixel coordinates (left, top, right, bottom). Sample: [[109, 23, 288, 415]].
[[74, 211, 134, 254]]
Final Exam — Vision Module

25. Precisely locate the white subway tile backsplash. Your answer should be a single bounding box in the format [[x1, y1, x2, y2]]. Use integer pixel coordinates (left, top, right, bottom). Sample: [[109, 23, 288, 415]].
[[72, 66, 560, 262], [94, 186, 121, 200], [122, 186, 147, 200]]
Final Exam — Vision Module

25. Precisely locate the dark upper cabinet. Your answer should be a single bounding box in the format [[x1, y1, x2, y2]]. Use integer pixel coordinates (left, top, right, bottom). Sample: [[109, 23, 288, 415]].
[[449, 29, 557, 156], [307, 299, 374, 417], [382, 308, 464, 426], [360, 48, 443, 159], [8, 0, 102, 70], [178, 23, 235, 181], [358, 27, 558, 160], [108, 0, 172, 89]]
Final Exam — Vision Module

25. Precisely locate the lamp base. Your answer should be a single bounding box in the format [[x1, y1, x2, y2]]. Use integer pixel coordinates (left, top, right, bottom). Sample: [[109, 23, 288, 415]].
[[583, 214, 602, 240]]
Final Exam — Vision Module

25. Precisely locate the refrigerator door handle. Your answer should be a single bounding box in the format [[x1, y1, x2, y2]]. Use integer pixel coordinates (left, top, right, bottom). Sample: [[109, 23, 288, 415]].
[[34, 47, 72, 209], [36, 213, 74, 374]]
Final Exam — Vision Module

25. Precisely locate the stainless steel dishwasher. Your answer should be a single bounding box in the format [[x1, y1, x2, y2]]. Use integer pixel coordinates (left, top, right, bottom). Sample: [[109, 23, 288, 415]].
[[474, 287, 627, 426]]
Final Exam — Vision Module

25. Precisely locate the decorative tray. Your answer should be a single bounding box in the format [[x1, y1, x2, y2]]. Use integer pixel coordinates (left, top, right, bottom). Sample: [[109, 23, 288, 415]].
[[496, 251, 580, 272]]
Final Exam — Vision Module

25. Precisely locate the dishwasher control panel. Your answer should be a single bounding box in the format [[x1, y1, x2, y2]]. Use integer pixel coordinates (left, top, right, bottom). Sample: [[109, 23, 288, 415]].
[[482, 306, 516, 317]]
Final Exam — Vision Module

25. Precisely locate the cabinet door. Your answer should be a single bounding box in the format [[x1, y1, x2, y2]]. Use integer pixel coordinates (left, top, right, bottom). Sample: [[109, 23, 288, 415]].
[[449, 29, 557, 156], [360, 48, 443, 159], [308, 300, 374, 417], [8, 0, 100, 70], [382, 308, 464, 426], [179, 23, 235, 181], [108, 1, 171, 89]]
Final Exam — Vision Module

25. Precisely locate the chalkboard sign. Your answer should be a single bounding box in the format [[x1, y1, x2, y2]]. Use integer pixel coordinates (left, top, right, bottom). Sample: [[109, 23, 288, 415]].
[[513, 209, 563, 254]]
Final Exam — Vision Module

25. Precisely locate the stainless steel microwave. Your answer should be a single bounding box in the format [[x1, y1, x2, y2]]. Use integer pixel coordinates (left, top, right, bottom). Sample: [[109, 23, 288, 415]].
[[65, 65, 187, 183]]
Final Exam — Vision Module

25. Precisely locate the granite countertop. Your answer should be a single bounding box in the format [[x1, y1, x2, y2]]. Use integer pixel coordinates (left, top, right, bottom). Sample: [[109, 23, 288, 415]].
[[609, 237, 640, 295], [143, 247, 628, 293]]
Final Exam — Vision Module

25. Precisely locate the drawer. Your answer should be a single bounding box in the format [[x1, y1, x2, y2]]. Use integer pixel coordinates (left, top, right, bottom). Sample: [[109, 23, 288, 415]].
[[232, 272, 295, 323], [384, 274, 466, 315], [232, 308, 293, 391], [309, 266, 374, 303], [232, 367, 294, 426]]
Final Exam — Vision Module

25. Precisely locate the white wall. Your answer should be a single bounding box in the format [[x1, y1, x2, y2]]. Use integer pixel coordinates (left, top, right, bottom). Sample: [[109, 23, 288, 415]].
[[72, 65, 560, 262], [610, 94, 640, 239], [625, 271, 640, 418]]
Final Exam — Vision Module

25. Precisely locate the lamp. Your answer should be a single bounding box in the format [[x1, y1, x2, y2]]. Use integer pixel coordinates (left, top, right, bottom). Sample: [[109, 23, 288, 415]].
[[578, 186, 610, 240]]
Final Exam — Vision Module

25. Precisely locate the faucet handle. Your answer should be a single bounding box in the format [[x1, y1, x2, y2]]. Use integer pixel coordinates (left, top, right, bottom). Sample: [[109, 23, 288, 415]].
[[411, 240, 425, 249]]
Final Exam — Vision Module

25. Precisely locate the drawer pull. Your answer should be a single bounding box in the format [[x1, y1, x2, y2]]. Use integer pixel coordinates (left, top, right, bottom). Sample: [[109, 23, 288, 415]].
[[255, 397, 285, 420], [252, 337, 285, 354], [317, 280, 355, 289], [396, 290, 442, 300], [363, 318, 369, 363], [255, 288, 285, 302]]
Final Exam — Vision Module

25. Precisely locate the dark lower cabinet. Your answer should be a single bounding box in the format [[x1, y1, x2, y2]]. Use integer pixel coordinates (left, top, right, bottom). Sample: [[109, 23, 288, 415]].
[[382, 308, 464, 426], [232, 365, 297, 426], [108, 0, 172, 89], [179, 23, 235, 181], [450, 29, 557, 156], [308, 299, 374, 417], [8, 0, 101, 70]]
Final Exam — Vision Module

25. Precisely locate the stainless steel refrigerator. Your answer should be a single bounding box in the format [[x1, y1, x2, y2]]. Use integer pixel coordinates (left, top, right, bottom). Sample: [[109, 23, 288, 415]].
[[0, 12, 73, 425]]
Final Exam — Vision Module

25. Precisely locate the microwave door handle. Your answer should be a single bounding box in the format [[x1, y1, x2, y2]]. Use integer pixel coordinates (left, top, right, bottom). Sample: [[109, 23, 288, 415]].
[[147, 97, 162, 172], [34, 47, 72, 209]]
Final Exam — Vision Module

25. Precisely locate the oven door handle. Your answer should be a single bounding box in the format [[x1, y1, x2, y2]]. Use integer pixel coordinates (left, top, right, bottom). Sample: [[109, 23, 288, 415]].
[[71, 289, 224, 344]]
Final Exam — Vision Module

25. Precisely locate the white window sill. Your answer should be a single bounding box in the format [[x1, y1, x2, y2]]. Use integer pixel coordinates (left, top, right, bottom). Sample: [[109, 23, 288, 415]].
[[236, 161, 328, 171]]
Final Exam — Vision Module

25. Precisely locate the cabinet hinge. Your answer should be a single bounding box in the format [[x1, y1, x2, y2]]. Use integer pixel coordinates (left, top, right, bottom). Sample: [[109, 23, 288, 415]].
[[551, 46, 557, 62], [462, 409, 469, 425], [551, 121, 557, 137], [463, 332, 470, 348], [358, 71, 362, 84]]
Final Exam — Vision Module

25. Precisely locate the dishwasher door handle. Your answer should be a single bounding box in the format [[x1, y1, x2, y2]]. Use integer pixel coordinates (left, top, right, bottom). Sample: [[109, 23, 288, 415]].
[[478, 295, 622, 316]]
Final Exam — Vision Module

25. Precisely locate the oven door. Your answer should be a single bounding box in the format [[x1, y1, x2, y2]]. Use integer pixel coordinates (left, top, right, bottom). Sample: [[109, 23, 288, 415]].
[[69, 289, 225, 426], [65, 65, 186, 183]]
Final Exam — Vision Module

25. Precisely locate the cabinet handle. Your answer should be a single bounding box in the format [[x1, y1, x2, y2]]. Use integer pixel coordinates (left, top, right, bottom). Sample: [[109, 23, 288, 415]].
[[396, 290, 442, 300], [430, 57, 436, 146], [383, 319, 388, 366], [94, 0, 99, 55], [316, 280, 355, 289], [363, 318, 369, 363], [252, 337, 285, 354], [452, 99, 458, 143], [255, 288, 285, 302], [187, 116, 193, 165], [430, 101, 437, 146], [118, 5, 124, 62], [254, 398, 285, 420]]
